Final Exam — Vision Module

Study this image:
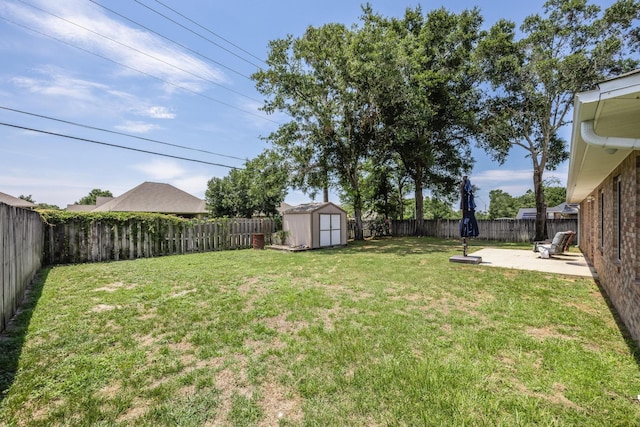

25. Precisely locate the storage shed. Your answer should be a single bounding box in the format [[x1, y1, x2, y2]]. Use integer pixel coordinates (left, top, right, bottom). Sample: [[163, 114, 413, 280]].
[[282, 202, 347, 249]]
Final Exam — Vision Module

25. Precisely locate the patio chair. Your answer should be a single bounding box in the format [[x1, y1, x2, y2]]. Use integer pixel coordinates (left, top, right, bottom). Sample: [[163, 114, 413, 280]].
[[533, 231, 573, 258]]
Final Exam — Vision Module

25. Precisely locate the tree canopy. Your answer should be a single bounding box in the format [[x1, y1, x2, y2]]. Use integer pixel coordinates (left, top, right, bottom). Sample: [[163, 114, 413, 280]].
[[253, 6, 484, 238], [75, 189, 113, 205], [488, 186, 568, 219], [477, 0, 640, 239], [205, 151, 288, 218]]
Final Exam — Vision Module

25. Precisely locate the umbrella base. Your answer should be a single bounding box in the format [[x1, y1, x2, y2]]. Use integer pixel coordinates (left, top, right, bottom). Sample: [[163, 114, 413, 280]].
[[449, 255, 483, 264]]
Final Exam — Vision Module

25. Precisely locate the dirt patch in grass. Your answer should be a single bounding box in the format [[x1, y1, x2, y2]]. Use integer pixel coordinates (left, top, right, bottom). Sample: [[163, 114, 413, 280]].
[[259, 378, 303, 426], [515, 381, 583, 411], [93, 282, 138, 292], [526, 326, 576, 341], [261, 313, 308, 335], [170, 288, 197, 298], [91, 304, 121, 313], [116, 398, 149, 424]]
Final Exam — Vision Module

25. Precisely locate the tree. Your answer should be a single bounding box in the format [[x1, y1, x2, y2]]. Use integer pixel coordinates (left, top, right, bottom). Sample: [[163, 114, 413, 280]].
[[254, 22, 378, 239], [488, 189, 518, 219], [205, 152, 288, 218], [477, 0, 640, 240], [19, 194, 34, 203], [75, 189, 113, 205], [423, 196, 458, 220], [543, 186, 567, 208], [363, 6, 483, 234], [488, 185, 569, 219], [359, 155, 411, 220], [246, 150, 289, 217]]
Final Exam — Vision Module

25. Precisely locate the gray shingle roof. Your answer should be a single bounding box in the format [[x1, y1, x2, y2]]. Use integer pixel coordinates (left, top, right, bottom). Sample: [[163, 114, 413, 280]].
[[0, 191, 36, 208], [283, 202, 344, 214], [91, 182, 207, 214]]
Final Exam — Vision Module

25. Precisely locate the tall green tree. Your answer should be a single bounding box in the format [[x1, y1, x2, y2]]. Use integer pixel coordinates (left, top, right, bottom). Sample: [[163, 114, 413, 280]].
[[359, 155, 411, 220], [488, 189, 518, 219], [254, 22, 378, 239], [363, 6, 483, 234], [75, 189, 113, 205], [477, 0, 640, 240], [205, 152, 288, 218]]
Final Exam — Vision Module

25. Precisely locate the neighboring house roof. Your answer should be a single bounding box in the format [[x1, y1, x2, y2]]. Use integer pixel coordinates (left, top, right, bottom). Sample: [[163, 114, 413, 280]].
[[283, 202, 346, 214], [90, 182, 207, 215], [277, 202, 293, 215], [516, 203, 578, 220], [66, 204, 95, 212], [0, 191, 36, 208], [567, 69, 640, 203]]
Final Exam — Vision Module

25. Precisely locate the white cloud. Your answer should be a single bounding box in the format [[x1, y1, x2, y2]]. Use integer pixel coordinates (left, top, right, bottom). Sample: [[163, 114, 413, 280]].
[[133, 159, 185, 180], [11, 72, 109, 102], [2, 0, 226, 91], [146, 106, 175, 119], [172, 175, 210, 198], [115, 121, 161, 134], [471, 168, 533, 183]]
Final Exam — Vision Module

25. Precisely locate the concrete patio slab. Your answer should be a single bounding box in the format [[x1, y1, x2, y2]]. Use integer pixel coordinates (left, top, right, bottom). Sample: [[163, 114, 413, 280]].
[[467, 248, 597, 278]]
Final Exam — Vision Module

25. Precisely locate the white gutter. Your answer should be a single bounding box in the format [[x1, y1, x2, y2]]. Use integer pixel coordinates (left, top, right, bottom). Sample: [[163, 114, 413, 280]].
[[581, 120, 640, 149]]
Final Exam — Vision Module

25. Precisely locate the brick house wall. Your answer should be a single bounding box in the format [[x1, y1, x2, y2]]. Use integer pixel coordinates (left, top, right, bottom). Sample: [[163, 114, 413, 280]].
[[579, 152, 640, 342]]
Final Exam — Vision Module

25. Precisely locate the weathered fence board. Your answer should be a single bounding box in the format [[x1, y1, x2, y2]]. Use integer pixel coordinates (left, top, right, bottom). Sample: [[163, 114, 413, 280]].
[[43, 218, 275, 265], [0, 203, 44, 332], [350, 218, 578, 243]]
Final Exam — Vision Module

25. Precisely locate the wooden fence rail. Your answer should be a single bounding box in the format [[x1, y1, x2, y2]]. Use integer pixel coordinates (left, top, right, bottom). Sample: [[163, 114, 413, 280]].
[[44, 218, 275, 265], [350, 218, 578, 243], [0, 203, 44, 332]]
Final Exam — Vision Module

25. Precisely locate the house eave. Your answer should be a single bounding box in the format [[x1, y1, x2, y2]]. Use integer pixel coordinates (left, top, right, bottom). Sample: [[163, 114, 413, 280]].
[[567, 71, 640, 203]]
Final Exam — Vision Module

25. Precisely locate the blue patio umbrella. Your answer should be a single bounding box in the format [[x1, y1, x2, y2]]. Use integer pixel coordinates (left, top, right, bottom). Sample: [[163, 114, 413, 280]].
[[459, 176, 479, 255]]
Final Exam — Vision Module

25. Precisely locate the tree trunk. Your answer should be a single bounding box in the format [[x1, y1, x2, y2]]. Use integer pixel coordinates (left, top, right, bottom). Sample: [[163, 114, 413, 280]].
[[414, 164, 424, 236], [323, 185, 329, 203], [533, 167, 547, 241], [352, 189, 364, 241]]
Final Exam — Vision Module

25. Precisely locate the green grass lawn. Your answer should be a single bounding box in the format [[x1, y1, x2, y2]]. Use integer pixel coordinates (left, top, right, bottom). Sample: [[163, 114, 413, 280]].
[[1, 237, 639, 426]]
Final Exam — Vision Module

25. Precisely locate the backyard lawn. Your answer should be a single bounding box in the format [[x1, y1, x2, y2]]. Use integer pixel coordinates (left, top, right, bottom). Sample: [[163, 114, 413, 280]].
[[0, 237, 639, 426]]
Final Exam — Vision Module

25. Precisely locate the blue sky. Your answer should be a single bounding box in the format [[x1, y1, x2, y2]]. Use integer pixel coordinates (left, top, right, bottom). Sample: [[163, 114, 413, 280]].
[[0, 0, 616, 210]]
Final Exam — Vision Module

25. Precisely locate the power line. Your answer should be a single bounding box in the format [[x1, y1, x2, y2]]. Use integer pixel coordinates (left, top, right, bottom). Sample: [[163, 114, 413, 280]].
[[151, 0, 268, 67], [88, 0, 253, 81], [0, 122, 240, 168], [0, 105, 247, 161], [133, 0, 264, 70], [15, 0, 262, 104], [0, 15, 280, 125]]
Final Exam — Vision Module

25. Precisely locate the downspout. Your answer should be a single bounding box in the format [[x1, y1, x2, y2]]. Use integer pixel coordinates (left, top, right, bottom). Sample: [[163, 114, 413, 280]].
[[581, 120, 640, 150]]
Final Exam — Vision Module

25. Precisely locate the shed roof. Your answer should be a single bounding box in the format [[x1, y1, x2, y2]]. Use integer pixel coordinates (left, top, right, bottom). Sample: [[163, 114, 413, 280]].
[[0, 191, 36, 208], [91, 182, 207, 214], [283, 202, 346, 214]]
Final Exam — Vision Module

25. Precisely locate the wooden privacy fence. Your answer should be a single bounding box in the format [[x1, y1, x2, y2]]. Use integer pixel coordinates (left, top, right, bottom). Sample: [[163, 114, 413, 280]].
[[44, 217, 275, 265], [350, 218, 578, 242], [1, 203, 44, 332]]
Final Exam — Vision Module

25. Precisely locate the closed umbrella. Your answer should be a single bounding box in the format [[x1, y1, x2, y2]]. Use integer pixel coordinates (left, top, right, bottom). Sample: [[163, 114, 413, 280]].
[[459, 176, 479, 257]]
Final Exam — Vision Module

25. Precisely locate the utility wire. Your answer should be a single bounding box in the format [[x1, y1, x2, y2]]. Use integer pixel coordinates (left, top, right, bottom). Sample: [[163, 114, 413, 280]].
[[151, 0, 268, 66], [0, 15, 280, 125], [88, 0, 253, 80], [134, 0, 264, 70], [0, 122, 239, 168], [0, 105, 247, 161], [15, 0, 262, 103]]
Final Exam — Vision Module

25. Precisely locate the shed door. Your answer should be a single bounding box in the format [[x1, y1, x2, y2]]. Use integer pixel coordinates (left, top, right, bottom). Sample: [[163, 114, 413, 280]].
[[319, 214, 341, 247]]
